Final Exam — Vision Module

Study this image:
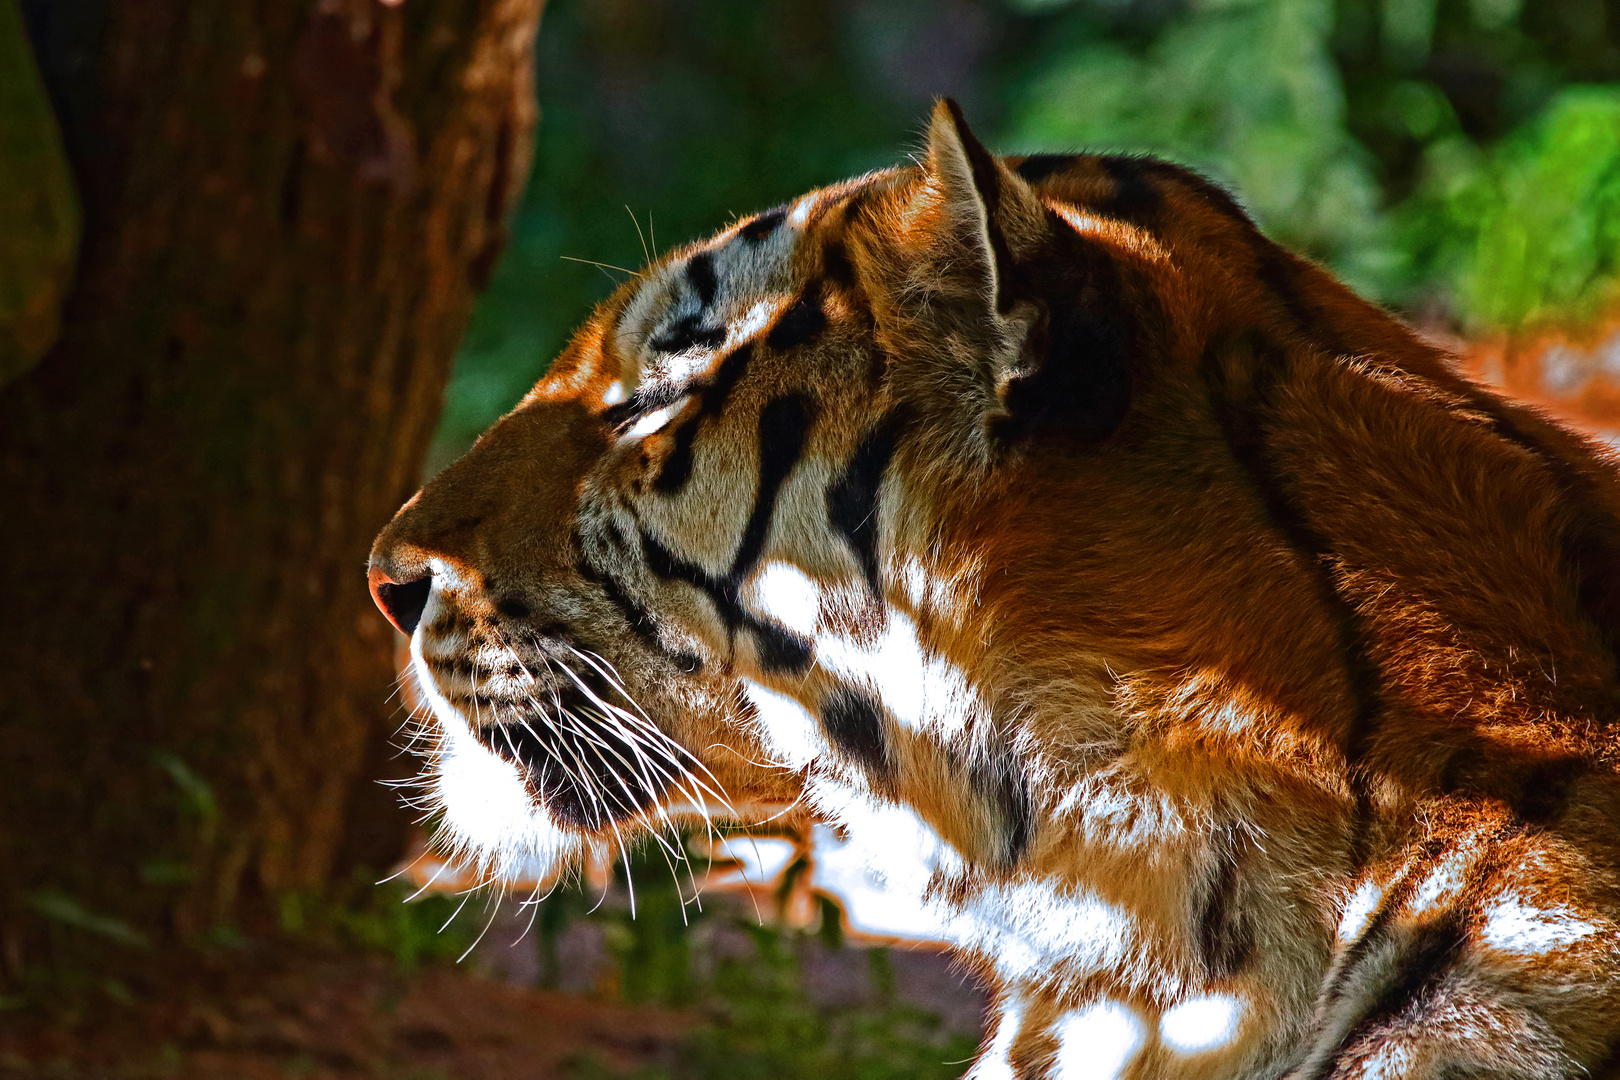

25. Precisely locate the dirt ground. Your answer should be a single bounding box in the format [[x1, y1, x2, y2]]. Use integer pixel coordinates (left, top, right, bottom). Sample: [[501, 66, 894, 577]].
[[0, 948, 692, 1080]]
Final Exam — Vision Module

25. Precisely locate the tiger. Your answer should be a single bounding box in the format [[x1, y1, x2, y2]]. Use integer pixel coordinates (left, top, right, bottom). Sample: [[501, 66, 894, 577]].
[[368, 100, 1620, 1078]]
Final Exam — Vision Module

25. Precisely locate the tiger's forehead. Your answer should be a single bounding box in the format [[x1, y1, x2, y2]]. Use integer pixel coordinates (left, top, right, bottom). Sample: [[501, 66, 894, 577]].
[[608, 172, 896, 389]]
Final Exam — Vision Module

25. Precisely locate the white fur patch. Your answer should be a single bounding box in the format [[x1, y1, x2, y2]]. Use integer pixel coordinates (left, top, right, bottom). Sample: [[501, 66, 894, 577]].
[[1338, 879, 1382, 942], [814, 608, 977, 736], [1478, 896, 1598, 955], [628, 403, 679, 438], [1410, 851, 1470, 916], [788, 193, 821, 229], [1160, 992, 1243, 1055], [410, 629, 579, 882], [742, 678, 824, 769], [809, 821, 954, 940], [730, 297, 782, 348], [966, 995, 1025, 1080], [1051, 1000, 1146, 1079], [745, 561, 821, 637], [953, 880, 1140, 988]]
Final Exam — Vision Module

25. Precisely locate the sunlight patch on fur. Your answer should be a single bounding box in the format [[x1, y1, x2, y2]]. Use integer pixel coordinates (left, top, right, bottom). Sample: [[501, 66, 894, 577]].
[[1051, 999, 1146, 1079], [814, 607, 977, 735], [1160, 992, 1244, 1055], [743, 678, 824, 768], [745, 561, 821, 637], [1478, 897, 1598, 955]]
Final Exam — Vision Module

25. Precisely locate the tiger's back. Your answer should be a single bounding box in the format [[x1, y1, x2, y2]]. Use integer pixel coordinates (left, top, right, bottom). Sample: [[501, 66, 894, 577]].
[[370, 102, 1620, 1077]]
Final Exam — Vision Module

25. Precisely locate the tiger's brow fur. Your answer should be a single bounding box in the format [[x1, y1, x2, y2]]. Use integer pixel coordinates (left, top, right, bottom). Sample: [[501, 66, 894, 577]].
[[370, 101, 1620, 1078]]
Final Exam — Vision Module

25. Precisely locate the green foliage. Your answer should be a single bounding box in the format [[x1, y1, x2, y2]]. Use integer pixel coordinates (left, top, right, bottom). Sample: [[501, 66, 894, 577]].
[[1007, 0, 1391, 288], [671, 928, 974, 1080], [27, 889, 150, 950], [324, 878, 485, 971], [1411, 86, 1620, 332]]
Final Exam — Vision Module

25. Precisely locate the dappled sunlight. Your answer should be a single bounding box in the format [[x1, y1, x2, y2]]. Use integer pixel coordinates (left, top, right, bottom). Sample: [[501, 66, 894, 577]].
[[1337, 879, 1383, 943]]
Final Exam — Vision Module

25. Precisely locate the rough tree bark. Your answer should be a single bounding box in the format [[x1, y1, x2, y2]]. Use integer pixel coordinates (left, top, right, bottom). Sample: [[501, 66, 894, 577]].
[[0, 0, 544, 977]]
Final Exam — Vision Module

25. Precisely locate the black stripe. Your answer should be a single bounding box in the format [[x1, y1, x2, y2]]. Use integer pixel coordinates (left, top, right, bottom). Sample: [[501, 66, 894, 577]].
[[827, 413, 900, 602], [1199, 830, 1255, 978], [739, 205, 788, 243], [821, 687, 888, 773], [687, 251, 718, 307], [731, 394, 813, 580], [649, 315, 727, 354], [1251, 243, 1348, 359], [751, 622, 814, 674], [1249, 231, 1619, 824], [1201, 333, 1383, 865], [821, 240, 857, 289], [1136, 158, 1255, 230], [639, 530, 812, 676], [1096, 155, 1162, 225], [653, 417, 701, 494], [766, 282, 827, 351], [1311, 845, 1498, 1078], [1303, 836, 1452, 1071], [1012, 153, 1073, 184], [973, 752, 1034, 867], [1462, 398, 1620, 678], [653, 342, 756, 494], [640, 392, 817, 676], [1340, 912, 1467, 1036]]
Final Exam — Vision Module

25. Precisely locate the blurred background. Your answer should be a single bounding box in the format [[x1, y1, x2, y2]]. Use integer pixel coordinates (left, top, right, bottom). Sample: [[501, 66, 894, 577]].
[[2, 0, 1619, 1076]]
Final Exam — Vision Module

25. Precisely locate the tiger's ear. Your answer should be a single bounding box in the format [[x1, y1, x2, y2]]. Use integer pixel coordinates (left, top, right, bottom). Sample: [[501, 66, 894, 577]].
[[922, 101, 1134, 451], [922, 98, 1045, 319], [916, 100, 1063, 458]]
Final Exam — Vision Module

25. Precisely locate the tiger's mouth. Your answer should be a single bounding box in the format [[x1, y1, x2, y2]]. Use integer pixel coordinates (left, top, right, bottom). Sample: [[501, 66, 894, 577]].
[[469, 677, 680, 831], [417, 632, 716, 836]]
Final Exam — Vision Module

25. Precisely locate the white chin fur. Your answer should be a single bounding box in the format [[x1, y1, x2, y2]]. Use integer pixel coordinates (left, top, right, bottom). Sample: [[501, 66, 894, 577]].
[[410, 631, 583, 884]]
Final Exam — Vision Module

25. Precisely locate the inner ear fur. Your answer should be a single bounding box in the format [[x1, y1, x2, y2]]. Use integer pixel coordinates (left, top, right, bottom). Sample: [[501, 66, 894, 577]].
[[923, 99, 1134, 450]]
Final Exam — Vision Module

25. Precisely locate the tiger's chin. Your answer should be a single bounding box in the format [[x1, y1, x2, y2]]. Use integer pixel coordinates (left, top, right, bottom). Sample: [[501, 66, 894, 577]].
[[405, 633, 679, 886]]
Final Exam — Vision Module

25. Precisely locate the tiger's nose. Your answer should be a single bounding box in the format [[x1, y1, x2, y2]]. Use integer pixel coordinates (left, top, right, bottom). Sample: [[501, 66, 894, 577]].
[[368, 564, 432, 637]]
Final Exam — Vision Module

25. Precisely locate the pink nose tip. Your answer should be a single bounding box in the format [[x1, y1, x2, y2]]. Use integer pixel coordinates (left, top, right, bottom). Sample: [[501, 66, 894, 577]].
[[369, 564, 432, 636]]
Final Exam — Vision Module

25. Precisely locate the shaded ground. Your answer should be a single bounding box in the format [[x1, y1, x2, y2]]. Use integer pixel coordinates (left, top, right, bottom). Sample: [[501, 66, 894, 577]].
[[0, 892, 987, 1080], [0, 948, 692, 1080]]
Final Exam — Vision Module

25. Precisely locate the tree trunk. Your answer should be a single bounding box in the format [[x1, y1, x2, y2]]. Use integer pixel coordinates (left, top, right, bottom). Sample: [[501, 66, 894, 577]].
[[0, 0, 544, 977]]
